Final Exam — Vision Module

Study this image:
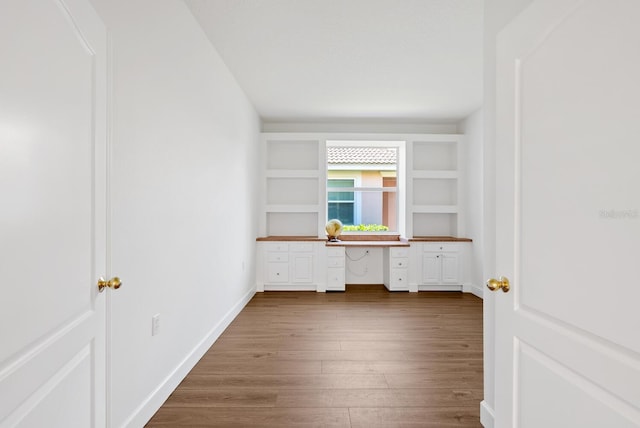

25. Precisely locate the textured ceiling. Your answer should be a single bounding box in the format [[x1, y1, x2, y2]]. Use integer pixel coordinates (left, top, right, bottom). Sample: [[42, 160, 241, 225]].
[[184, 0, 483, 123]]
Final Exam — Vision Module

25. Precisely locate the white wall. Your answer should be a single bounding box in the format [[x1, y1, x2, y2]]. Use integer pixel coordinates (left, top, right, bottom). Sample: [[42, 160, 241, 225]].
[[482, 0, 534, 426], [88, 1, 261, 426], [345, 247, 384, 284], [458, 108, 484, 297]]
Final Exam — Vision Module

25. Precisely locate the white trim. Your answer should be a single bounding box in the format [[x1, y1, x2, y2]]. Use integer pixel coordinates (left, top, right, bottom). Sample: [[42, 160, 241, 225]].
[[326, 139, 406, 147], [263, 284, 318, 291], [412, 205, 458, 214], [265, 205, 321, 213], [464, 283, 484, 299], [105, 27, 114, 428], [327, 186, 397, 192], [122, 287, 256, 428], [480, 400, 495, 428], [329, 164, 397, 171]]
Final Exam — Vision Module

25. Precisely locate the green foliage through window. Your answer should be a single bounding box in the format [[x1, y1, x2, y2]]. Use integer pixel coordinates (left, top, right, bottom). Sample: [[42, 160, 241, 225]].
[[342, 224, 390, 232]]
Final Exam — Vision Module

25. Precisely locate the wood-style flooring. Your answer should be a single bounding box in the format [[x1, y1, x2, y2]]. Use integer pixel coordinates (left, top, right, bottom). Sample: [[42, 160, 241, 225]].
[[146, 285, 483, 427]]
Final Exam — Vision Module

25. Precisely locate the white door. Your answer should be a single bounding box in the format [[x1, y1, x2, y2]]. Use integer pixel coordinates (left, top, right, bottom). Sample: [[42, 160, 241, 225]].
[[0, 1, 109, 427], [492, 0, 640, 426]]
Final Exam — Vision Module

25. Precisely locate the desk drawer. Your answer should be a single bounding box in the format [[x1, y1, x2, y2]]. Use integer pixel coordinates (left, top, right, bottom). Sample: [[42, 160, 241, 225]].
[[423, 243, 459, 252], [267, 253, 288, 263], [290, 243, 314, 252], [390, 258, 408, 268], [327, 257, 344, 268], [327, 247, 345, 257], [265, 243, 289, 252], [390, 247, 409, 258]]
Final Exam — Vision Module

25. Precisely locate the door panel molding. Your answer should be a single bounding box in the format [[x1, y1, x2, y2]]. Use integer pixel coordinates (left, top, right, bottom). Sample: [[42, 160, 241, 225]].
[[516, 340, 639, 427]]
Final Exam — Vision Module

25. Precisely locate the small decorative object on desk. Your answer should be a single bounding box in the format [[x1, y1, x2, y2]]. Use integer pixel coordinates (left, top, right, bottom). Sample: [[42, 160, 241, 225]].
[[325, 219, 343, 242]]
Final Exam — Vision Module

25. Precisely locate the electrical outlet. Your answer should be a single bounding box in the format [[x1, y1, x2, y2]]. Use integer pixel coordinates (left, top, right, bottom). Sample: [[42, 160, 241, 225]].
[[152, 314, 160, 336]]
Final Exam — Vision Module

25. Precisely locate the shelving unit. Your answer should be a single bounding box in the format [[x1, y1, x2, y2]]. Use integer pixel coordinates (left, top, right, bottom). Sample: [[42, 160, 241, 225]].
[[257, 132, 474, 294], [260, 133, 464, 239], [406, 136, 463, 237], [260, 137, 325, 237]]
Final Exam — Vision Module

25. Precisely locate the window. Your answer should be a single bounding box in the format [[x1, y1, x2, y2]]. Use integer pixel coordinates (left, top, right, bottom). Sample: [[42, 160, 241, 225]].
[[327, 179, 355, 225], [326, 142, 402, 232]]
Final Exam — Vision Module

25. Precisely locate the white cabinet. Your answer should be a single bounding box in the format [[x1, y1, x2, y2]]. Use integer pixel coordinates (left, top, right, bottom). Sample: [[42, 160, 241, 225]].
[[326, 246, 345, 291], [257, 242, 319, 291], [415, 242, 468, 291], [383, 247, 410, 291]]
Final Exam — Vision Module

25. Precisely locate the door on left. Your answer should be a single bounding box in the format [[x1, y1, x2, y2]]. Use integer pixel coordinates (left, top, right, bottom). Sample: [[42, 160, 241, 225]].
[[0, 1, 109, 426]]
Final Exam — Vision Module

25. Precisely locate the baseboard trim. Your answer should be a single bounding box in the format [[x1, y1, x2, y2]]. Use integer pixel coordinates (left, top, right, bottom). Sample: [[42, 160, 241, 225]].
[[464, 283, 484, 299], [122, 286, 256, 428], [480, 400, 495, 428]]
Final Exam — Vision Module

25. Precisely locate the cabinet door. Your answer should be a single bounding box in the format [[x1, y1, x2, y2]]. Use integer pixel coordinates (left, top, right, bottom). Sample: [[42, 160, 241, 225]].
[[267, 262, 289, 283], [291, 254, 313, 283], [441, 253, 459, 284], [422, 253, 442, 284]]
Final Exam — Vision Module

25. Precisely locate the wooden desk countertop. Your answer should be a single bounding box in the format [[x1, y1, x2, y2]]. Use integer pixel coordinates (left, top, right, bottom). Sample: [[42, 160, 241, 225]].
[[409, 236, 473, 242], [257, 235, 471, 246]]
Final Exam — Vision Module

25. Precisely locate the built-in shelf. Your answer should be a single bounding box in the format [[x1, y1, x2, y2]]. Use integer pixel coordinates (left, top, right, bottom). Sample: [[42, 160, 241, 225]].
[[260, 133, 464, 238], [412, 141, 457, 171], [261, 136, 324, 237], [412, 213, 459, 237], [265, 170, 320, 178], [412, 205, 459, 214], [266, 140, 320, 170], [411, 170, 458, 179], [408, 136, 462, 237], [266, 212, 319, 236], [264, 205, 321, 213]]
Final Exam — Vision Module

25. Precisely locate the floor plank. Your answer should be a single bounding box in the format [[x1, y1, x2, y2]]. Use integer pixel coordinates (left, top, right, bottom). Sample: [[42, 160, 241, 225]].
[[146, 287, 483, 427]]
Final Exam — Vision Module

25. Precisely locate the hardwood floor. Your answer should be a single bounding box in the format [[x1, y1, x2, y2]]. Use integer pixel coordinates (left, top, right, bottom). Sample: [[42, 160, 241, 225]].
[[146, 285, 483, 427]]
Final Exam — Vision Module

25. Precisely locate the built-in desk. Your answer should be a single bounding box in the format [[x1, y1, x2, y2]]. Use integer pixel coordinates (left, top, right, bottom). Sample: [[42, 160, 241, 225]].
[[256, 236, 472, 293], [325, 238, 410, 291], [325, 240, 410, 248]]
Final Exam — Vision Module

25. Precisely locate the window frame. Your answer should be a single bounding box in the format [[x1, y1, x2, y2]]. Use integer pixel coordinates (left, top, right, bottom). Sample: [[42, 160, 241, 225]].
[[327, 177, 358, 225], [325, 140, 403, 235]]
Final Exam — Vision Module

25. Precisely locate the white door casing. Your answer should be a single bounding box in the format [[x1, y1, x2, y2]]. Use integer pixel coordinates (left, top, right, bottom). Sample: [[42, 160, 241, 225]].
[[494, 0, 640, 427], [0, 0, 108, 426]]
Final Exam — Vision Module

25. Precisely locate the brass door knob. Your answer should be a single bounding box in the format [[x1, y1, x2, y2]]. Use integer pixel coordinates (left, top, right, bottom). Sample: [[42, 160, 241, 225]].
[[98, 277, 122, 292], [486, 276, 510, 293]]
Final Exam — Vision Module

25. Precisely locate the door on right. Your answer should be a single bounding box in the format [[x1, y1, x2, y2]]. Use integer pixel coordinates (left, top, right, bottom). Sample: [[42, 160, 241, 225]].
[[493, 0, 640, 427]]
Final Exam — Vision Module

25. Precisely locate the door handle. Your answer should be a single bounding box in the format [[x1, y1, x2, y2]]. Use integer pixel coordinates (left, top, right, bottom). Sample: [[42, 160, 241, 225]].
[[486, 276, 510, 293], [98, 277, 122, 292]]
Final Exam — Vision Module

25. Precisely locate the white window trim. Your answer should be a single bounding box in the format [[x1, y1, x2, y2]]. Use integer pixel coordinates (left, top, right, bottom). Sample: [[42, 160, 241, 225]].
[[326, 139, 404, 234]]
